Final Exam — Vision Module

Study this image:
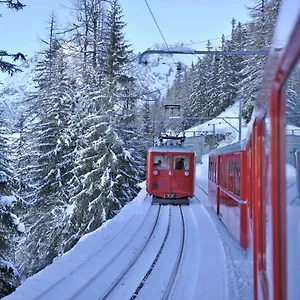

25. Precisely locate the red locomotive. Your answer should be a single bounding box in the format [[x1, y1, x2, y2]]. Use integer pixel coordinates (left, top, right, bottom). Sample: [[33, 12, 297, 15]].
[[146, 137, 195, 205], [208, 1, 300, 299]]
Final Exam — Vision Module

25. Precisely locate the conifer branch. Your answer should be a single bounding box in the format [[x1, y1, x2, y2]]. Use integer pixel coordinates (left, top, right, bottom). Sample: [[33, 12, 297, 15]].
[[0, 0, 25, 10]]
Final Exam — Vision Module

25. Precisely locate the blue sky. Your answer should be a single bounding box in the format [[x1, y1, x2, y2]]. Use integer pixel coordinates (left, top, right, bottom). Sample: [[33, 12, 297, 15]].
[[0, 0, 253, 58]]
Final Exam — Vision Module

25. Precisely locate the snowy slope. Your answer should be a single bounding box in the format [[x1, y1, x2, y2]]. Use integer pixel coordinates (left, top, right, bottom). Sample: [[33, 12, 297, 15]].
[[3, 176, 234, 300], [0, 56, 38, 128], [185, 101, 248, 142]]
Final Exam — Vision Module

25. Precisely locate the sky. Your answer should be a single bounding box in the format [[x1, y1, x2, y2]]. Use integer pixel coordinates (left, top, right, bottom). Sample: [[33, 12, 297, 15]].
[[0, 0, 254, 59]]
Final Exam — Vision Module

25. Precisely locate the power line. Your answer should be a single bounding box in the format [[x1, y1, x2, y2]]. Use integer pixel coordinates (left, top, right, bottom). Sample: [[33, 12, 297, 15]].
[[183, 35, 231, 47], [144, 0, 177, 65]]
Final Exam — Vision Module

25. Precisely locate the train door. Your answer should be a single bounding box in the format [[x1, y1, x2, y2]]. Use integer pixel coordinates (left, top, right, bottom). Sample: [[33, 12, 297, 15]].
[[171, 154, 193, 196], [153, 153, 171, 194]]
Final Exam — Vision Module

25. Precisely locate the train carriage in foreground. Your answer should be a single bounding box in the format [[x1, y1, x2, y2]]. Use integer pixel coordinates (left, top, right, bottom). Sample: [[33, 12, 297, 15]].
[[209, 1, 300, 299], [146, 137, 195, 205]]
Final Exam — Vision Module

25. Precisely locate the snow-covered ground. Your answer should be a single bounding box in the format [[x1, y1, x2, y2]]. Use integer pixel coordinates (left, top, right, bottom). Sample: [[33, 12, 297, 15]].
[[4, 156, 254, 300], [185, 101, 248, 145]]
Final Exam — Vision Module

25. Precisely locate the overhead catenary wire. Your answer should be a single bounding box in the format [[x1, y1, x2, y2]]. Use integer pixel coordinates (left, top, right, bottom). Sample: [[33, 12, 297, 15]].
[[183, 35, 231, 47], [144, 0, 177, 65]]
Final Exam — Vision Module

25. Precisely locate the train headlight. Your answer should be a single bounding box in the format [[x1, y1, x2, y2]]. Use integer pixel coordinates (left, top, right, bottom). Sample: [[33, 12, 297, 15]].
[[184, 171, 189, 176], [153, 170, 158, 176]]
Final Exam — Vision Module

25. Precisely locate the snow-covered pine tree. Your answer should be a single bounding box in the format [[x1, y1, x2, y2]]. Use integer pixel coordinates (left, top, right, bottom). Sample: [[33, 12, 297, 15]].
[[12, 113, 32, 196], [180, 71, 194, 130], [0, 104, 23, 297], [188, 59, 205, 124], [63, 0, 144, 249], [201, 40, 218, 118], [17, 15, 76, 276], [214, 34, 235, 114], [0, 1, 26, 74], [66, 0, 108, 83], [227, 20, 248, 108], [238, 0, 276, 121], [103, 0, 132, 96], [287, 64, 300, 127]]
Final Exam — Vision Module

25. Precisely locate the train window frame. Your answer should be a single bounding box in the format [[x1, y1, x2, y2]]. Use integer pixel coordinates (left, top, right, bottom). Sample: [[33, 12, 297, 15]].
[[153, 154, 170, 170], [229, 162, 235, 192], [224, 163, 229, 190], [235, 162, 241, 196], [173, 156, 190, 170], [214, 162, 216, 182]]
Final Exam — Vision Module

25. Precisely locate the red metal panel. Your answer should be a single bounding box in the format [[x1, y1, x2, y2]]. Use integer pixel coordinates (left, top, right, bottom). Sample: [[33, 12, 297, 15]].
[[240, 150, 249, 248], [255, 119, 268, 300], [269, 82, 287, 300], [217, 155, 220, 215], [171, 153, 195, 197], [208, 155, 219, 213], [266, 13, 300, 300], [217, 152, 246, 247], [252, 122, 259, 300], [146, 151, 172, 198]]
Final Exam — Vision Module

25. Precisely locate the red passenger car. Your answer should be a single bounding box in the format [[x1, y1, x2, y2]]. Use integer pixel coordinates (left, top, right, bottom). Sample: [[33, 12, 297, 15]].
[[208, 143, 248, 248], [208, 1, 300, 299], [146, 145, 195, 205]]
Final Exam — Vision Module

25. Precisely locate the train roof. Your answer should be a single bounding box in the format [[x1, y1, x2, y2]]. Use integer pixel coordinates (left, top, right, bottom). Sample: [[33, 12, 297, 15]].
[[148, 145, 194, 153], [209, 141, 246, 156]]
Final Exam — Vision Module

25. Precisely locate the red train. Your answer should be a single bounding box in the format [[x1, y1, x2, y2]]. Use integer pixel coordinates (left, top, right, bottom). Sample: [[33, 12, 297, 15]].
[[209, 143, 248, 247], [208, 2, 300, 299], [146, 142, 195, 205]]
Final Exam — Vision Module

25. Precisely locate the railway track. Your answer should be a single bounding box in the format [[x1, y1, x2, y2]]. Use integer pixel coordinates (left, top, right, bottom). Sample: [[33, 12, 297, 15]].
[[31, 199, 187, 300], [30, 195, 154, 300], [131, 205, 186, 300], [94, 205, 186, 300]]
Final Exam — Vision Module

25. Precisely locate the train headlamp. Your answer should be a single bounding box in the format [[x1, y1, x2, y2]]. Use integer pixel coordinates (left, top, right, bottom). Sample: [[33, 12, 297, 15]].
[[184, 171, 189, 176], [153, 170, 158, 175]]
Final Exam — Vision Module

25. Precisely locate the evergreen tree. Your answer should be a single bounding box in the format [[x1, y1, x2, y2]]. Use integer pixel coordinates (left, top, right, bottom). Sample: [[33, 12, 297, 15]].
[[18, 15, 76, 275], [0, 105, 23, 296], [287, 66, 300, 127], [62, 0, 144, 251], [238, 0, 277, 121], [0, 1, 26, 74], [104, 0, 133, 97]]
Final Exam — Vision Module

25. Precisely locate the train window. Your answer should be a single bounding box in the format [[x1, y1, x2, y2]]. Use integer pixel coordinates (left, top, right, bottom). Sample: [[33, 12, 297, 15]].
[[210, 161, 215, 181], [173, 156, 189, 170], [220, 163, 224, 187], [153, 154, 170, 169], [229, 162, 234, 192], [219, 163, 222, 186], [223, 163, 229, 189], [235, 163, 241, 196], [214, 162, 217, 183], [285, 57, 300, 299]]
